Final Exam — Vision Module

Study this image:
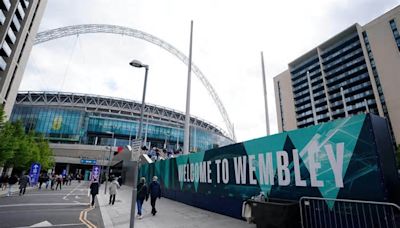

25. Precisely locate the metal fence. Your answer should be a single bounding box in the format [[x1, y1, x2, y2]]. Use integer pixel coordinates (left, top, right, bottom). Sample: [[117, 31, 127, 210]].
[[300, 197, 400, 228]]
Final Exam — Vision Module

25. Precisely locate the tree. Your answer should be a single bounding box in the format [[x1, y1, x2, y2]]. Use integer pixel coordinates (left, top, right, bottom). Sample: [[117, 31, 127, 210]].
[[0, 105, 54, 172], [36, 134, 54, 170], [0, 122, 16, 166], [8, 121, 32, 170], [0, 104, 5, 130]]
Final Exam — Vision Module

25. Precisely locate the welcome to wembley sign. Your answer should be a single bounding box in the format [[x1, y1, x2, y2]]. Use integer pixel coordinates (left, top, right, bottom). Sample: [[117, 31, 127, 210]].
[[139, 114, 399, 218]]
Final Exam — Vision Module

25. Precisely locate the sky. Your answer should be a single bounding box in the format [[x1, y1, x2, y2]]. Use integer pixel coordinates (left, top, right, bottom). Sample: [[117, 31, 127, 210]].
[[20, 0, 399, 142]]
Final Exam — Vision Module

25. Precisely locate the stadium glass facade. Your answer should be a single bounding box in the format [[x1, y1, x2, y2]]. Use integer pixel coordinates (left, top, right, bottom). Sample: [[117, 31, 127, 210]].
[[11, 92, 233, 153]]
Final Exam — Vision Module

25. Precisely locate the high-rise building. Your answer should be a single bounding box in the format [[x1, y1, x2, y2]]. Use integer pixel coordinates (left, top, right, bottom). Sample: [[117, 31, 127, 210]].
[[274, 5, 400, 144], [0, 0, 47, 118]]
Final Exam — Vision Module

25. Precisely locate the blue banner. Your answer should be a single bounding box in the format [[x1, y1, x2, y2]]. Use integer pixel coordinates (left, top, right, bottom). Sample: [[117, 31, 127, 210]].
[[91, 165, 101, 181], [29, 163, 41, 185]]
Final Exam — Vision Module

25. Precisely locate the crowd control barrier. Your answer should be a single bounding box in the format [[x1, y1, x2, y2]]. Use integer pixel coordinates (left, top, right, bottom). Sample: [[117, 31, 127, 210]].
[[300, 197, 400, 228]]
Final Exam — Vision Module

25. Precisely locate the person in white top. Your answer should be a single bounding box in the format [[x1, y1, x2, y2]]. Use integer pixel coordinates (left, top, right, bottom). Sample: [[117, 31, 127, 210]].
[[109, 176, 120, 205]]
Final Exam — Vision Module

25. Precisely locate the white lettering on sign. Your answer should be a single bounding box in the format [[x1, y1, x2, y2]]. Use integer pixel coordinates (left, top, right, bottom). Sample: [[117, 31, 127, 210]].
[[258, 153, 274, 185], [309, 141, 324, 187], [222, 159, 229, 184], [293, 149, 306, 187], [176, 142, 345, 189], [277, 151, 290, 186], [325, 142, 344, 188], [233, 156, 247, 184]]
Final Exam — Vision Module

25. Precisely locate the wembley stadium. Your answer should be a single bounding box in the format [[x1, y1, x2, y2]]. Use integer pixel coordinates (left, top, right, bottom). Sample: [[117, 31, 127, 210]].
[[10, 91, 234, 176]]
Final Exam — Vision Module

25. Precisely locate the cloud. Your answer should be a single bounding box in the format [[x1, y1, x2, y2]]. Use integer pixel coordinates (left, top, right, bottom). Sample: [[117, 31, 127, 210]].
[[21, 0, 399, 141]]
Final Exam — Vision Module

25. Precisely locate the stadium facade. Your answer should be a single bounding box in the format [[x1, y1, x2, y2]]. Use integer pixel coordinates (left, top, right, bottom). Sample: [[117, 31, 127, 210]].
[[10, 91, 234, 175]]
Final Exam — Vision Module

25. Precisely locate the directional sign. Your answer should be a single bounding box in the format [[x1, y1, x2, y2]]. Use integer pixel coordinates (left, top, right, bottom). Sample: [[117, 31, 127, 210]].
[[91, 165, 101, 181], [131, 139, 142, 161], [29, 163, 41, 185], [80, 159, 97, 165], [62, 169, 67, 177]]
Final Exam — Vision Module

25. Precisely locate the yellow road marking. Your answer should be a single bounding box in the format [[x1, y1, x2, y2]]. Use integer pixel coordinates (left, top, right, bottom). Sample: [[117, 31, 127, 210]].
[[79, 207, 97, 228]]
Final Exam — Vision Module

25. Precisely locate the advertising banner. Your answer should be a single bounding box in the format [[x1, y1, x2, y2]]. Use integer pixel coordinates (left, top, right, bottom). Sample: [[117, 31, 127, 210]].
[[91, 165, 101, 181], [139, 114, 400, 218], [29, 163, 41, 185]]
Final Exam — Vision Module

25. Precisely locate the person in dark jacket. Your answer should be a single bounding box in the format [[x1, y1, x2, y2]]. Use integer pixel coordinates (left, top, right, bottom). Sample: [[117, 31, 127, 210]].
[[149, 176, 161, 216], [38, 173, 45, 190], [19, 173, 30, 196], [136, 177, 148, 219], [89, 179, 99, 208]]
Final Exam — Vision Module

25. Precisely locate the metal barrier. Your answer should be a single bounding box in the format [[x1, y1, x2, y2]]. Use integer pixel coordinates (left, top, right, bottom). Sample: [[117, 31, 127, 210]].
[[300, 197, 400, 228]]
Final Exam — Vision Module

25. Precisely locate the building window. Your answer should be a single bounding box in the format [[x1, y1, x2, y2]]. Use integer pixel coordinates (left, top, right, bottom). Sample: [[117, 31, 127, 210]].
[[0, 56, 6, 71], [389, 19, 400, 52], [362, 31, 395, 143]]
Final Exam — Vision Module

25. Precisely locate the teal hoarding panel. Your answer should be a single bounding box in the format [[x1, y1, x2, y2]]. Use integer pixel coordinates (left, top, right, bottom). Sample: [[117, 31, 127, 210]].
[[139, 114, 399, 218]]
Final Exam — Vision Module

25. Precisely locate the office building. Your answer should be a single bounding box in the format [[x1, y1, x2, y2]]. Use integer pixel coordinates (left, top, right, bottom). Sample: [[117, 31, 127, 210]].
[[0, 0, 47, 118], [274, 5, 400, 145]]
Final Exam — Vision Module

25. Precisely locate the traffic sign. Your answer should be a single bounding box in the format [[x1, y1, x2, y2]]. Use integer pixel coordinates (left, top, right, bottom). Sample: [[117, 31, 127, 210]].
[[29, 163, 41, 185], [80, 159, 97, 165]]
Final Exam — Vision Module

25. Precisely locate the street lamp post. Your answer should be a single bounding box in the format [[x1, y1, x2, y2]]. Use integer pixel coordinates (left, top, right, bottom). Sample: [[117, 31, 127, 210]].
[[104, 131, 115, 195], [129, 59, 149, 228]]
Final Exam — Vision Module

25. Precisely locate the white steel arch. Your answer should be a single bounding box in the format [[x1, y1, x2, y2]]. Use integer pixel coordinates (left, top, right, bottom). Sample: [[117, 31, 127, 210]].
[[34, 24, 236, 141]]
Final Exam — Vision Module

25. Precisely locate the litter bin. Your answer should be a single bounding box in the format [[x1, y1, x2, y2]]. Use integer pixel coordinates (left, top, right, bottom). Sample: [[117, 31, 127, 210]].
[[247, 198, 300, 228]]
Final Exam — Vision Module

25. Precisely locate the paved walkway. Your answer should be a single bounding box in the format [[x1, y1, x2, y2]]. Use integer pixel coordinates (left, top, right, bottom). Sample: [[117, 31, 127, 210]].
[[98, 186, 256, 228], [0, 184, 34, 197]]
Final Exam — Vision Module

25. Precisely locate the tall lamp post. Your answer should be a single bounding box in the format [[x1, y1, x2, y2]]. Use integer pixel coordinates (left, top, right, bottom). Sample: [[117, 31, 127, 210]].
[[129, 59, 149, 228], [104, 131, 115, 194]]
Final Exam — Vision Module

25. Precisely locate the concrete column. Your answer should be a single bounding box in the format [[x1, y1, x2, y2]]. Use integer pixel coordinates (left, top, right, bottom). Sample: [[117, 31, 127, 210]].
[[307, 71, 318, 125]]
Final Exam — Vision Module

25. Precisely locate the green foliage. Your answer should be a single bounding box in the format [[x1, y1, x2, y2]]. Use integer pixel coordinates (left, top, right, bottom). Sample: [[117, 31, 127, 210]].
[[0, 104, 5, 130], [0, 122, 16, 165], [36, 134, 54, 170], [0, 106, 54, 171]]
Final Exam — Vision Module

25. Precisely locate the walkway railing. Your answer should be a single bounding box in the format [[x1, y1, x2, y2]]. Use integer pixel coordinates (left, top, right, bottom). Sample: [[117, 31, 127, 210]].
[[300, 197, 400, 228]]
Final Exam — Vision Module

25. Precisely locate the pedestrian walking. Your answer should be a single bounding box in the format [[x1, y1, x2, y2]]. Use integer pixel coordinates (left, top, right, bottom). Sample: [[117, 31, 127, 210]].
[[19, 173, 30, 196], [44, 174, 50, 189], [149, 176, 161, 216], [68, 174, 72, 185], [50, 174, 55, 190], [108, 177, 120, 205], [7, 175, 18, 196], [89, 179, 99, 208], [55, 175, 62, 190], [136, 177, 148, 219], [38, 173, 45, 190], [2, 175, 9, 191]]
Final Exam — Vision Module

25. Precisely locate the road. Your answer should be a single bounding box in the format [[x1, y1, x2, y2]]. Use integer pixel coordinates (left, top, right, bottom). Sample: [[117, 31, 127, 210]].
[[0, 181, 104, 228]]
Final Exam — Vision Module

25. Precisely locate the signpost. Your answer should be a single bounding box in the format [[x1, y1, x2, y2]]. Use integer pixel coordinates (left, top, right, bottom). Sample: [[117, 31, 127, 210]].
[[91, 165, 101, 181], [80, 159, 97, 165], [29, 163, 41, 186], [131, 139, 142, 161]]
